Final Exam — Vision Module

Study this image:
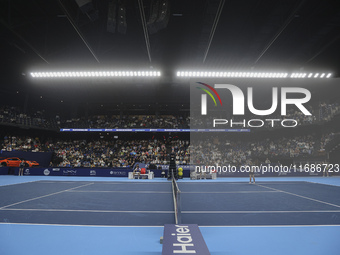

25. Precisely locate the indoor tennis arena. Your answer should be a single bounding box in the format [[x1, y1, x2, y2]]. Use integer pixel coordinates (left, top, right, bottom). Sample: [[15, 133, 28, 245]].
[[1, 1, 340, 255]]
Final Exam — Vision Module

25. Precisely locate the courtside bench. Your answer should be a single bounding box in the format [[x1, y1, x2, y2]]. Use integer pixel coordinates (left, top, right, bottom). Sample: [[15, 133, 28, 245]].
[[128, 171, 154, 179]]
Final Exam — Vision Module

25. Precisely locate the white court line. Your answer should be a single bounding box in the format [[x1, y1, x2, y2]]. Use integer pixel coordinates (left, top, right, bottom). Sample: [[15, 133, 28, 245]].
[[36, 181, 90, 184], [66, 190, 278, 194], [182, 210, 340, 213], [0, 222, 164, 227], [37, 181, 169, 185], [178, 182, 306, 185], [256, 184, 340, 209], [199, 224, 340, 228], [91, 182, 170, 185], [178, 182, 254, 185], [306, 181, 340, 188], [1, 222, 339, 228], [68, 190, 171, 193], [0, 180, 42, 188], [0, 182, 94, 210], [3, 208, 340, 214], [181, 191, 279, 194], [0, 208, 174, 213]]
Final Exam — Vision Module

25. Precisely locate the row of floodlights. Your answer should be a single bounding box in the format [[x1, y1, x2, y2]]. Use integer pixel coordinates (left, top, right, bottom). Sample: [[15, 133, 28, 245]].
[[176, 71, 332, 78], [30, 71, 333, 79], [30, 71, 161, 78]]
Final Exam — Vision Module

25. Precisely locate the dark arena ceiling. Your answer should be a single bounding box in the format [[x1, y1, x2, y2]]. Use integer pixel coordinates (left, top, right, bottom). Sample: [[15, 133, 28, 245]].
[[1, 0, 340, 114]]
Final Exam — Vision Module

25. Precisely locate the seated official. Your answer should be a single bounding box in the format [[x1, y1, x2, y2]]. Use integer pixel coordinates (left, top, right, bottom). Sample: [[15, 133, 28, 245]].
[[199, 169, 207, 179], [133, 164, 141, 179], [159, 166, 166, 178]]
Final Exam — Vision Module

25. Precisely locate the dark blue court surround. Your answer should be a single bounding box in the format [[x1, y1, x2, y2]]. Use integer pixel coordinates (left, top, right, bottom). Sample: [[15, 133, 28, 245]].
[[0, 167, 9, 175]]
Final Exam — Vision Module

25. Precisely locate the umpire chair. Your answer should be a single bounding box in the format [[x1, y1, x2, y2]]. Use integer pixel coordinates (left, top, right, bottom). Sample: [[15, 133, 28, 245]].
[[168, 153, 178, 180]]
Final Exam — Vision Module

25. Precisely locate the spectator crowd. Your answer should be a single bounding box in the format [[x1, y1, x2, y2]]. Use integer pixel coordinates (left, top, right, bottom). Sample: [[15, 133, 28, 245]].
[[1, 132, 337, 168], [1, 102, 339, 130], [1, 135, 190, 168], [190, 135, 320, 167]]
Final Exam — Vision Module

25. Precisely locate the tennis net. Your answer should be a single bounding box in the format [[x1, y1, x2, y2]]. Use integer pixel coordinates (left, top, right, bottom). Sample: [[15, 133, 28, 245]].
[[172, 177, 182, 224]]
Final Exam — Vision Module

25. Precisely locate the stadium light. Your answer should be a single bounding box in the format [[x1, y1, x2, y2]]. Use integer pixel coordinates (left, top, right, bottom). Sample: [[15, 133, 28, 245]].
[[30, 70, 162, 78], [176, 70, 333, 79], [31, 70, 332, 79]]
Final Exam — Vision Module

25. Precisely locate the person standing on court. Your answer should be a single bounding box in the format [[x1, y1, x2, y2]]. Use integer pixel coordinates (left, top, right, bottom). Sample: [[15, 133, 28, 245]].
[[19, 160, 25, 176], [323, 162, 330, 177], [249, 165, 255, 184], [249, 158, 258, 184]]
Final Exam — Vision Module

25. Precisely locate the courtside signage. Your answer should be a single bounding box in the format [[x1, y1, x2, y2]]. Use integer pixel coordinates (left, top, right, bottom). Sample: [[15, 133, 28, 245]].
[[162, 224, 210, 255]]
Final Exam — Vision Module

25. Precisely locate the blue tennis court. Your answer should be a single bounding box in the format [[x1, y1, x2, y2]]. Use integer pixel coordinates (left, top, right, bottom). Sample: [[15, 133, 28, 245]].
[[1, 176, 340, 255], [0, 181, 175, 226], [1, 179, 340, 226], [180, 181, 340, 226]]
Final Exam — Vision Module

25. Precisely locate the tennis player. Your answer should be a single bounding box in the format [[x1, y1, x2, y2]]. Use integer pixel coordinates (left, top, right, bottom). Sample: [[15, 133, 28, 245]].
[[323, 162, 330, 177], [249, 158, 260, 184], [249, 159, 256, 184]]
